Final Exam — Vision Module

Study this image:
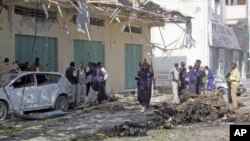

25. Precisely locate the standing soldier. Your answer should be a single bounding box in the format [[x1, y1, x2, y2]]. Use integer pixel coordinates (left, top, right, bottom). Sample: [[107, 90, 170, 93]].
[[179, 62, 187, 92], [135, 61, 154, 112], [228, 62, 240, 110], [170, 63, 180, 104]]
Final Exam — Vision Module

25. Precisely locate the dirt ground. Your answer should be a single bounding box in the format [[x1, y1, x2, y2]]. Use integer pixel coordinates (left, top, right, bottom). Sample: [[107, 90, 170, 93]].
[[106, 123, 230, 141], [0, 93, 250, 141]]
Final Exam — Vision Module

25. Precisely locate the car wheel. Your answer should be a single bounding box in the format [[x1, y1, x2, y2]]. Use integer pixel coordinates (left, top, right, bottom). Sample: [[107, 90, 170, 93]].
[[54, 95, 69, 111], [0, 101, 8, 120], [218, 88, 227, 95]]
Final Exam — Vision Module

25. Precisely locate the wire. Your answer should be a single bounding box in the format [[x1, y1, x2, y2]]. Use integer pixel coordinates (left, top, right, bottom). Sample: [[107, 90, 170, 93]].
[[9, 74, 29, 136], [29, 2, 40, 63], [9, 1, 40, 136]]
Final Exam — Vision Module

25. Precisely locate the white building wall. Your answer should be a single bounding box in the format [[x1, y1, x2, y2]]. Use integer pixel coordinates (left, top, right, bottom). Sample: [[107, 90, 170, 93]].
[[152, 0, 209, 67], [152, 0, 248, 78]]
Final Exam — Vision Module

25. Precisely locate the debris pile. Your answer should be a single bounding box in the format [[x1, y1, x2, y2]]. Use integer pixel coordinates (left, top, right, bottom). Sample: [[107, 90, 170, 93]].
[[109, 121, 148, 137], [155, 91, 230, 126]]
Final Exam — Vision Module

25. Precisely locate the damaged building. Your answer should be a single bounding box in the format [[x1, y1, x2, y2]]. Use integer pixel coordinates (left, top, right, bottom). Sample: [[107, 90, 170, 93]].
[[0, 0, 189, 93]]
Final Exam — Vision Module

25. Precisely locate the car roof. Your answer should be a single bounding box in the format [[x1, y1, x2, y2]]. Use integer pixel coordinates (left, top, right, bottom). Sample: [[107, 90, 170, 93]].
[[13, 71, 63, 76]]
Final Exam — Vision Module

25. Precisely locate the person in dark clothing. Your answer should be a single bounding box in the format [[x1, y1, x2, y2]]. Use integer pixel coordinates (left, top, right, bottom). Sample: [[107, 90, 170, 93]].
[[85, 62, 92, 96], [136, 62, 143, 104], [66, 62, 77, 107], [23, 62, 31, 71], [189, 60, 202, 94], [135, 61, 154, 112], [4, 58, 9, 64], [91, 63, 107, 104], [226, 72, 232, 103], [179, 62, 187, 92], [66, 62, 77, 84]]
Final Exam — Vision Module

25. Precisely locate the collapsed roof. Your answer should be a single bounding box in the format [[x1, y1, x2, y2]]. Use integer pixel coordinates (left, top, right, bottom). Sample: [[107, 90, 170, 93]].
[[7, 0, 189, 24], [1, 0, 192, 49]]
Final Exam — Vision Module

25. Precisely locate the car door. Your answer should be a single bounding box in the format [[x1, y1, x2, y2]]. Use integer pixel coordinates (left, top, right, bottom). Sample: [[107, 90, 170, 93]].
[[6, 74, 38, 111], [35, 74, 58, 107]]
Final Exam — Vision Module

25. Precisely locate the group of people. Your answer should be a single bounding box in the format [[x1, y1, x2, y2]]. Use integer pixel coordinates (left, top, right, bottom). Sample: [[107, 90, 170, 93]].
[[170, 59, 241, 110], [65, 61, 108, 108], [170, 60, 215, 104], [3, 57, 44, 72]]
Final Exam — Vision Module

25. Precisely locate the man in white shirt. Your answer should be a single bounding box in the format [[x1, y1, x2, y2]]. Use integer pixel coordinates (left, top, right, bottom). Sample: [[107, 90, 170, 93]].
[[74, 62, 87, 106], [97, 62, 108, 101]]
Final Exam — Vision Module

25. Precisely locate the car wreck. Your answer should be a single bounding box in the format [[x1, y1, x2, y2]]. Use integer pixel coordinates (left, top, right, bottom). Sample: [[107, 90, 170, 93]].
[[0, 71, 74, 120]]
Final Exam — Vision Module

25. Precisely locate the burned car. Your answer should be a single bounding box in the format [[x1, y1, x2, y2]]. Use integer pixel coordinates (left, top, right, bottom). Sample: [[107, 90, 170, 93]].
[[0, 72, 74, 120]]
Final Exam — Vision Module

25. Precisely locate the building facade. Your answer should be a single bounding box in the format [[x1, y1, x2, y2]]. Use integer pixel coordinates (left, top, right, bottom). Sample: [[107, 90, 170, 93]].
[[152, 0, 249, 79], [0, 1, 152, 93]]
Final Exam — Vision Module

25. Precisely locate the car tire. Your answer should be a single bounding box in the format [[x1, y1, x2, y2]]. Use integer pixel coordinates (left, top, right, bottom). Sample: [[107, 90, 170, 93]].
[[54, 95, 69, 111], [0, 101, 8, 120], [218, 88, 227, 95]]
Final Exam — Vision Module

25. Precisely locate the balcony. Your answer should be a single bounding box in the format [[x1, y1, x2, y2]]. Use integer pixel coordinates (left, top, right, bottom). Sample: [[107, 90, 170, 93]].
[[225, 5, 247, 25]]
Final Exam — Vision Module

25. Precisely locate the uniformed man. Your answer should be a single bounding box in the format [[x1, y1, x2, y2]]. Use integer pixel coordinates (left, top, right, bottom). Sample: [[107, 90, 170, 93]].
[[228, 62, 240, 110], [189, 60, 202, 94], [170, 63, 180, 104], [135, 61, 154, 112], [205, 66, 214, 91]]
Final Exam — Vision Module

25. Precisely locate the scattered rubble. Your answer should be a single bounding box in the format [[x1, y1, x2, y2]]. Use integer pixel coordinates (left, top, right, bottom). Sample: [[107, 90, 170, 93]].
[[104, 90, 240, 137], [1, 92, 250, 140], [155, 90, 230, 125], [110, 121, 148, 137]]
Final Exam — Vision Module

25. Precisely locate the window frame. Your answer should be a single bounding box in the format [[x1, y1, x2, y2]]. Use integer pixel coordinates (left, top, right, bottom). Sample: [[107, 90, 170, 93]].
[[35, 73, 61, 86], [11, 74, 36, 89]]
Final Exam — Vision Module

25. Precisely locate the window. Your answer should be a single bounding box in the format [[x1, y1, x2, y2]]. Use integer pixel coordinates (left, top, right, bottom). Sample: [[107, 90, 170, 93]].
[[50, 74, 61, 83], [72, 15, 105, 27], [36, 74, 61, 86], [13, 74, 35, 88], [124, 26, 142, 34], [90, 18, 105, 27], [14, 5, 57, 21]]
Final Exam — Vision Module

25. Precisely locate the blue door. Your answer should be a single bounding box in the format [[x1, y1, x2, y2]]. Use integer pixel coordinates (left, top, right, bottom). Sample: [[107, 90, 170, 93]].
[[74, 40, 104, 66], [15, 35, 57, 71]]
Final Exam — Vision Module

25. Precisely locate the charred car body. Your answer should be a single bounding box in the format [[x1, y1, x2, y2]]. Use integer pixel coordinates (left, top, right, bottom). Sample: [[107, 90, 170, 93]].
[[0, 72, 74, 120]]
